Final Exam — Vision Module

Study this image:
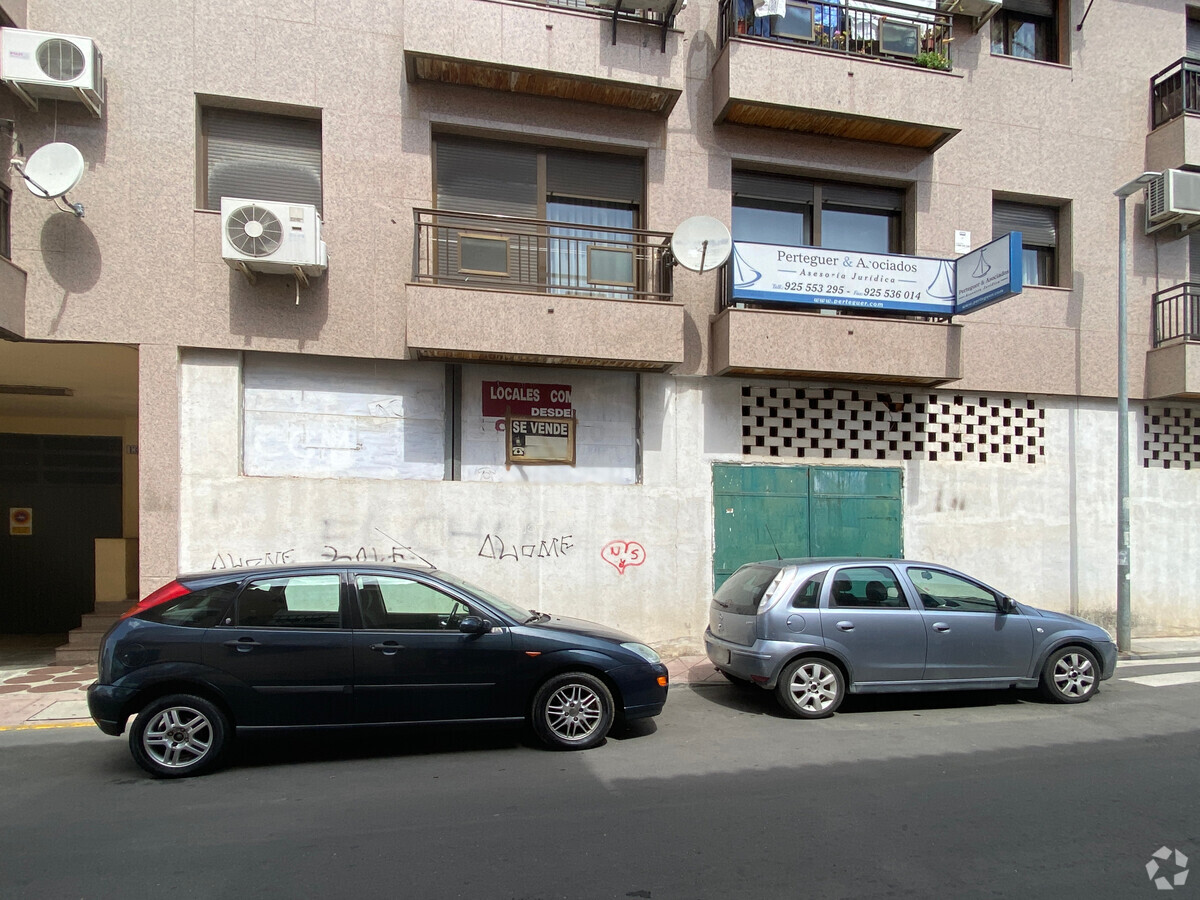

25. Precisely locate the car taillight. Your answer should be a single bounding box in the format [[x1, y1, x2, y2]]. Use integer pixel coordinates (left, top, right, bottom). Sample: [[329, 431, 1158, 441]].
[[120, 580, 191, 619]]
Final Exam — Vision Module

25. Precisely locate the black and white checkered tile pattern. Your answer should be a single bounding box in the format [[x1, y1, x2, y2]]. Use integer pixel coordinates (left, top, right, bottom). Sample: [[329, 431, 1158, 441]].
[[741, 386, 1045, 463], [1142, 406, 1200, 470]]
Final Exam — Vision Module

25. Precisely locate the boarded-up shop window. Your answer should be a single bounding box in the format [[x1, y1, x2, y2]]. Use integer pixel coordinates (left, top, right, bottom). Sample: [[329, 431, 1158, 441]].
[[459, 365, 637, 485], [243, 354, 446, 480]]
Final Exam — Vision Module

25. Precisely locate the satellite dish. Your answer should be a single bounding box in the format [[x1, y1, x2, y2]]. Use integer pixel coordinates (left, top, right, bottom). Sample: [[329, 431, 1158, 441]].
[[670, 215, 732, 274], [21, 142, 85, 200]]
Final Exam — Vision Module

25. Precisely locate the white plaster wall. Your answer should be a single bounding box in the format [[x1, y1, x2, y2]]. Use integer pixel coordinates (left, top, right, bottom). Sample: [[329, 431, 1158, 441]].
[[180, 351, 1200, 652], [179, 350, 714, 652]]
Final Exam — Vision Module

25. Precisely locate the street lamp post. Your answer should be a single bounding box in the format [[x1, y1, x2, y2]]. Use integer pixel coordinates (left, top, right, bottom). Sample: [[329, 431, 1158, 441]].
[[1113, 171, 1160, 653]]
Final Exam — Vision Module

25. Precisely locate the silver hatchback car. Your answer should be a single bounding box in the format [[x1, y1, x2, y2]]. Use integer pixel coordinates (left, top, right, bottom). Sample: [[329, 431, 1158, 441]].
[[705, 558, 1118, 718]]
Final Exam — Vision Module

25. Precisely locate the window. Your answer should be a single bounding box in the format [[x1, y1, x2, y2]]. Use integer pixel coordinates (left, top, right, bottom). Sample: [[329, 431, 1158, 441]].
[[0, 183, 10, 259], [732, 171, 903, 256], [990, 0, 1061, 63], [828, 567, 907, 608], [993, 200, 1060, 286], [713, 564, 784, 616], [791, 573, 826, 609], [355, 574, 472, 631], [140, 583, 238, 628], [433, 135, 644, 297], [906, 567, 1003, 613], [199, 106, 322, 212], [236, 574, 341, 629]]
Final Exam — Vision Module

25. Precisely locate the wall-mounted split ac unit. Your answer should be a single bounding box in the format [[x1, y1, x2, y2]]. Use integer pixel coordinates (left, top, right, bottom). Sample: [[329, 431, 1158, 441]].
[[1145, 169, 1200, 235], [221, 197, 328, 286], [0, 28, 103, 118]]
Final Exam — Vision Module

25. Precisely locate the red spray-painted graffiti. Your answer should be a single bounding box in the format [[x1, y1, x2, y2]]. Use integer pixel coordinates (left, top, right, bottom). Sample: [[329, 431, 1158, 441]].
[[602, 540, 645, 574]]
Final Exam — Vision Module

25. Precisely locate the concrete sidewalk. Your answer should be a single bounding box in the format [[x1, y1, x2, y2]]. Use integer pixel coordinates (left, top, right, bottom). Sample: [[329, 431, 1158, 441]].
[[2, 636, 1199, 730]]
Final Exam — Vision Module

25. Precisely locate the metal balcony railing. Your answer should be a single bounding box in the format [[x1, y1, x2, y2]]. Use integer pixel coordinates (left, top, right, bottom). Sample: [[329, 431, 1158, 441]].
[[511, 0, 681, 50], [1151, 58, 1200, 130], [413, 208, 675, 302], [1153, 282, 1200, 346], [718, 0, 953, 69]]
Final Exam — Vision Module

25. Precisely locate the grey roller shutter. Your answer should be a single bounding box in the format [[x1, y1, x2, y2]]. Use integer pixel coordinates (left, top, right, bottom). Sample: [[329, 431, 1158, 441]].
[[820, 182, 904, 211], [204, 108, 322, 212], [1002, 0, 1054, 17], [547, 149, 643, 206], [433, 137, 540, 285], [732, 171, 815, 205], [993, 201, 1058, 247], [1190, 234, 1200, 280], [435, 137, 538, 216], [1188, 16, 1200, 59]]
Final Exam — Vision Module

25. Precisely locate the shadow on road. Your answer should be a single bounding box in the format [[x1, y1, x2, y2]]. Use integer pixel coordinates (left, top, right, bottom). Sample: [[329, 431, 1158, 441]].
[[691, 682, 1033, 717]]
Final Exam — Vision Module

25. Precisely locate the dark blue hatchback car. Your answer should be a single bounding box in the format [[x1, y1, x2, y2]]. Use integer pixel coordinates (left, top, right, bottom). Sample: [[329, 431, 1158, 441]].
[[88, 564, 669, 777]]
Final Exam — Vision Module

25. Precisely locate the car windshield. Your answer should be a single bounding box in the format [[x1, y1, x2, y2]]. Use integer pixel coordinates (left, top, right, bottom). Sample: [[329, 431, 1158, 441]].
[[433, 571, 534, 622]]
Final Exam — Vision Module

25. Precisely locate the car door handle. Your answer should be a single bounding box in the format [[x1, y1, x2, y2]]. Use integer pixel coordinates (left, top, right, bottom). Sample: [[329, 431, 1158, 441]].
[[836, 621, 855, 632], [370, 641, 403, 655], [223, 638, 261, 652], [932, 622, 951, 633]]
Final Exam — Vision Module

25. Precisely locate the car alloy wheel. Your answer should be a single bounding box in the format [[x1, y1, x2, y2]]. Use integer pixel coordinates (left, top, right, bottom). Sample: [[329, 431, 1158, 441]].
[[1040, 646, 1100, 704], [531, 672, 614, 750], [776, 657, 845, 719], [130, 694, 230, 778]]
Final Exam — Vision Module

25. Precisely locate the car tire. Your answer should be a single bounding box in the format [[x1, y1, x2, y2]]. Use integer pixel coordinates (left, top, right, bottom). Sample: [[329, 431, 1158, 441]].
[[129, 693, 231, 778], [1038, 646, 1100, 704], [775, 657, 845, 719], [531, 672, 614, 751]]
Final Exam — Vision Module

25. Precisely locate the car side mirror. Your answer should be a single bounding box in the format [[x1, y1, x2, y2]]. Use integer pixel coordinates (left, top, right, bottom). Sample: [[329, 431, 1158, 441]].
[[458, 616, 493, 635], [997, 596, 1015, 614]]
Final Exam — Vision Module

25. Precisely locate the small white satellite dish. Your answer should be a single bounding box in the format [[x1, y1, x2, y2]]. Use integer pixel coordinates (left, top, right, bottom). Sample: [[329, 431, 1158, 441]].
[[22, 142, 85, 199], [13, 141, 86, 217], [670, 215, 732, 274]]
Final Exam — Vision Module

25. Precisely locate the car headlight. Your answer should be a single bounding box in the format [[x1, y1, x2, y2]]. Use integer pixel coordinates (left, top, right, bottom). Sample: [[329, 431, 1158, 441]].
[[620, 642, 661, 664]]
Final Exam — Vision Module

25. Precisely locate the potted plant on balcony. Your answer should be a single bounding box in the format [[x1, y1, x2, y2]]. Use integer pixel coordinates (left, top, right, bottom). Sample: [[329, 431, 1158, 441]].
[[914, 49, 951, 70]]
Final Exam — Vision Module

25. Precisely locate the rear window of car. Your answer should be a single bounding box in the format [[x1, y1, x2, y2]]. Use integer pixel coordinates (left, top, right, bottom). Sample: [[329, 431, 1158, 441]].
[[713, 564, 783, 616], [139, 582, 239, 628]]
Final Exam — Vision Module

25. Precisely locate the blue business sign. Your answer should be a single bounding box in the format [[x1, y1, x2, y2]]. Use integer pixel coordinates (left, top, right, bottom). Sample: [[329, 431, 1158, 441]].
[[730, 233, 1023, 316], [953, 232, 1024, 315]]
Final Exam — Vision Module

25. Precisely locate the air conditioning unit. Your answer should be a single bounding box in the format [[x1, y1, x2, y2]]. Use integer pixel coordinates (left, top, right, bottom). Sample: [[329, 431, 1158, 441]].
[[0, 28, 103, 118], [1145, 169, 1200, 235], [221, 198, 328, 284]]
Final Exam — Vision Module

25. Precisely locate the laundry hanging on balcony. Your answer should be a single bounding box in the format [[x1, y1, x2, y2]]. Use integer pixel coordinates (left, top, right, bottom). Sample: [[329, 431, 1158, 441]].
[[753, 0, 786, 18]]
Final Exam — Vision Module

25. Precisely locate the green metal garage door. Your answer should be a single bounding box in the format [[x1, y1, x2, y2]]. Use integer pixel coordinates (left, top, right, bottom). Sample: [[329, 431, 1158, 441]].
[[712, 465, 902, 591]]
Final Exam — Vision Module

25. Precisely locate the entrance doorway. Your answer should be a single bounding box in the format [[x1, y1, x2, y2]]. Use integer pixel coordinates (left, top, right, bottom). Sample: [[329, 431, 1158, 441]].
[[712, 464, 902, 591], [0, 434, 124, 632]]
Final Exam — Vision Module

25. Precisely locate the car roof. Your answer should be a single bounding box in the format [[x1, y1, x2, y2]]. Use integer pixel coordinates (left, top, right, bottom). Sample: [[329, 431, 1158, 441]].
[[750, 557, 946, 570], [178, 561, 438, 582]]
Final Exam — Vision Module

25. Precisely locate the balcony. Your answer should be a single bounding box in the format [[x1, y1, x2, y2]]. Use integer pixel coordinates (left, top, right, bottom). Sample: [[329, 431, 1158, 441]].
[[711, 306, 962, 384], [0, 255, 28, 339], [407, 208, 684, 370], [1147, 282, 1200, 399], [1147, 58, 1200, 172], [403, 0, 683, 116], [713, 0, 961, 150]]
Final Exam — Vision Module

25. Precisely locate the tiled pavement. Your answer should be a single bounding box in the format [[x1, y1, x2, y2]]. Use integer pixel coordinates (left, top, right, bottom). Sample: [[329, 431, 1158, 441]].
[[2, 636, 1199, 730]]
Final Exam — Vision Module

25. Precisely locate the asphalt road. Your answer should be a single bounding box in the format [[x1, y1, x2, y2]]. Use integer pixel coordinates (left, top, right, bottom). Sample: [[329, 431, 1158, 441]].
[[2, 661, 1198, 900]]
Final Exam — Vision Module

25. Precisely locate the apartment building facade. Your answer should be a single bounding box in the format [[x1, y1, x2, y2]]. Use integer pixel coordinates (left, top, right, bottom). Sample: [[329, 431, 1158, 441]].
[[0, 0, 1197, 650]]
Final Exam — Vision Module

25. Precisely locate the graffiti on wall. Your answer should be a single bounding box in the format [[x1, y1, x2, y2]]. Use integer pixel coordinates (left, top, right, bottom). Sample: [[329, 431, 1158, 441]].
[[211, 549, 296, 569], [478, 533, 575, 563], [209, 528, 434, 571], [602, 540, 645, 574]]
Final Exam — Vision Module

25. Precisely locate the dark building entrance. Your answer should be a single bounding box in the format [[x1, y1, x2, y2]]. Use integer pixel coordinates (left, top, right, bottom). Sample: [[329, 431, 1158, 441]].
[[0, 433, 123, 633]]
